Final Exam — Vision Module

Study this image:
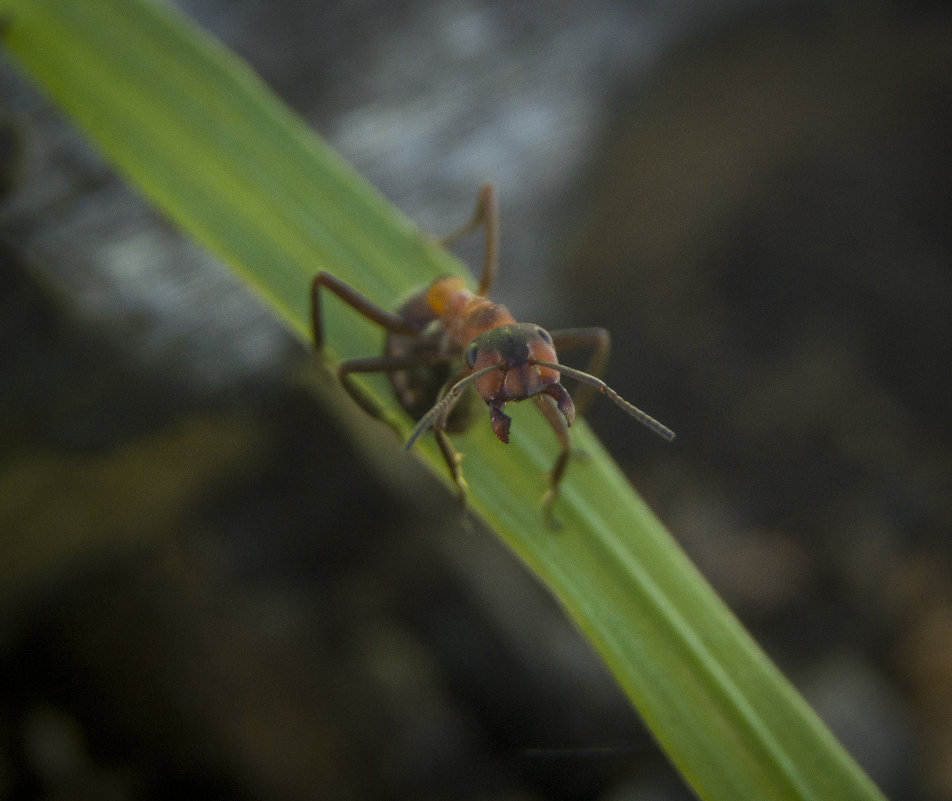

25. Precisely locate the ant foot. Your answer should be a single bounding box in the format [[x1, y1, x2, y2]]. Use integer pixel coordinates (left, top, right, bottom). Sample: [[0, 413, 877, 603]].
[[541, 490, 563, 531]]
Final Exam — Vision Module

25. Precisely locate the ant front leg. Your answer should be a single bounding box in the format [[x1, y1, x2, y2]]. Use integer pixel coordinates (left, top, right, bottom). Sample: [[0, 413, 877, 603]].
[[548, 327, 610, 419], [433, 427, 469, 510], [438, 183, 499, 297], [532, 393, 573, 529], [428, 367, 477, 510]]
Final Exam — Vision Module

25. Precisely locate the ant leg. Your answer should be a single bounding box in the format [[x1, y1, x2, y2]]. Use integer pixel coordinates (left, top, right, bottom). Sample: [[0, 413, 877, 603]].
[[421, 368, 474, 507], [336, 352, 441, 436], [311, 271, 417, 350], [532, 394, 573, 529], [438, 183, 499, 297], [433, 427, 469, 509], [548, 327, 610, 418]]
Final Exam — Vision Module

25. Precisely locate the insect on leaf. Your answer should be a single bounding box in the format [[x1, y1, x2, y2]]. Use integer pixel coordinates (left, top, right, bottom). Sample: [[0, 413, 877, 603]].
[[0, 2, 888, 800]]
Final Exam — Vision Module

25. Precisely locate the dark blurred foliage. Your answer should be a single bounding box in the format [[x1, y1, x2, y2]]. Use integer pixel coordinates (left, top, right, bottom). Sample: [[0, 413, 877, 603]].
[[2, 2, 950, 800]]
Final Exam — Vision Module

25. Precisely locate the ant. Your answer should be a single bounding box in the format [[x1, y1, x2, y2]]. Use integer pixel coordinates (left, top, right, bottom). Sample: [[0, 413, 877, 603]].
[[311, 184, 674, 527]]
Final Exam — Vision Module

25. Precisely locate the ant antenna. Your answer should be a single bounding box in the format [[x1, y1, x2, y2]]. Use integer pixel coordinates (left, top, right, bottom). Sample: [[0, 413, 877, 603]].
[[405, 361, 674, 450], [534, 361, 676, 441], [405, 364, 503, 449]]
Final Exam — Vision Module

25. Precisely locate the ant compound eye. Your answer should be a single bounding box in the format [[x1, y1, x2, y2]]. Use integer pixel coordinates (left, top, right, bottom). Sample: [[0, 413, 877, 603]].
[[536, 327, 553, 345], [464, 342, 480, 367]]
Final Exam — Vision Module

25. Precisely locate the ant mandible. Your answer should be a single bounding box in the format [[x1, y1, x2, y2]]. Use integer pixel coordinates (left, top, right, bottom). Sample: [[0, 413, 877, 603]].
[[311, 183, 674, 527]]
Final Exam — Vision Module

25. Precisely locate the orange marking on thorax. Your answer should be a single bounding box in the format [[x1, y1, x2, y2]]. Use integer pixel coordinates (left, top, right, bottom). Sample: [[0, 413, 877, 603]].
[[425, 277, 516, 348]]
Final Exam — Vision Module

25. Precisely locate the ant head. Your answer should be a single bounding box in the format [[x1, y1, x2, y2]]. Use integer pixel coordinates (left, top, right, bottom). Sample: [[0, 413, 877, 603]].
[[463, 323, 575, 443], [404, 328, 675, 454]]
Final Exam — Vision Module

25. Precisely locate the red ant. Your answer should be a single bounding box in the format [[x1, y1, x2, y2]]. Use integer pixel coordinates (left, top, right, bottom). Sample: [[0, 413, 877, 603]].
[[311, 184, 674, 526]]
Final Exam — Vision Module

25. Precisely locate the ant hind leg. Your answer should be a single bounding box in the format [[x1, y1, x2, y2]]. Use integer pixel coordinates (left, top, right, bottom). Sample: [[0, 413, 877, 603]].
[[438, 183, 499, 297]]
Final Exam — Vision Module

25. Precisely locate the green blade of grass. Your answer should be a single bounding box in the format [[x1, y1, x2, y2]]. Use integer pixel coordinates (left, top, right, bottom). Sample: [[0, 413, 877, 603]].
[[1, 1, 887, 799]]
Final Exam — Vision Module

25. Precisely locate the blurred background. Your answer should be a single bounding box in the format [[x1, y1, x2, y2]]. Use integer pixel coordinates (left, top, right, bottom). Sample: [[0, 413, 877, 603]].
[[2, 1, 951, 799]]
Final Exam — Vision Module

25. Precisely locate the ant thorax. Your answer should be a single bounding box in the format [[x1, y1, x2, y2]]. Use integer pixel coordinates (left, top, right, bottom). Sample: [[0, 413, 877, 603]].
[[424, 275, 516, 348], [384, 286, 478, 431]]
